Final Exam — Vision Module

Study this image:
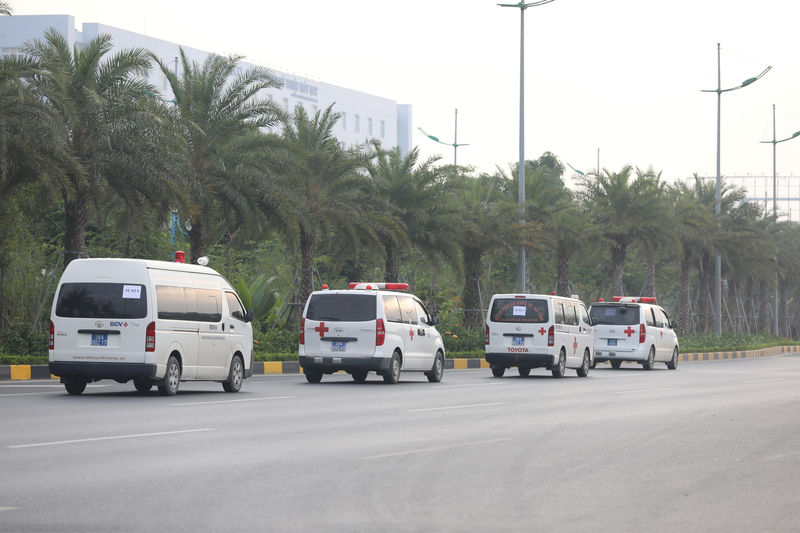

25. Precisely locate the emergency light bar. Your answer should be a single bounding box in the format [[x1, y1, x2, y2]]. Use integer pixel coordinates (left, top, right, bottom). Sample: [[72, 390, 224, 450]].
[[348, 282, 409, 291], [611, 296, 658, 304]]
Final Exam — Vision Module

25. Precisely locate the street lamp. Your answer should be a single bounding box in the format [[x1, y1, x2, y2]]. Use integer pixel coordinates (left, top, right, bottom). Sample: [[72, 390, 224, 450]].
[[701, 43, 770, 337], [499, 0, 555, 293], [759, 104, 800, 336], [418, 108, 469, 166]]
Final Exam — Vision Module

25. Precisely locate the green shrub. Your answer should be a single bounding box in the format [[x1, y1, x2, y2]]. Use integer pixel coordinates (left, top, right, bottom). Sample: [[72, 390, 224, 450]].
[[254, 327, 299, 356], [1, 322, 48, 357], [441, 325, 484, 353], [678, 332, 799, 353]]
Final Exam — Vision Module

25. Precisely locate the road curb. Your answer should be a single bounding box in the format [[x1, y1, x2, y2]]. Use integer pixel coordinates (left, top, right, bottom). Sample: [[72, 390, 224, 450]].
[[2, 346, 797, 381]]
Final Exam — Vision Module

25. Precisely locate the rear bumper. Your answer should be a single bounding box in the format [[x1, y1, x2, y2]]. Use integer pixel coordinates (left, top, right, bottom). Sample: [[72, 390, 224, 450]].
[[485, 352, 554, 368], [594, 349, 645, 362], [49, 361, 157, 382], [299, 355, 391, 374]]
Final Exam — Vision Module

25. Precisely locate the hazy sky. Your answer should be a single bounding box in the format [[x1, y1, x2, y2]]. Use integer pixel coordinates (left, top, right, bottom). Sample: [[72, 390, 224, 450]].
[[13, 0, 800, 188]]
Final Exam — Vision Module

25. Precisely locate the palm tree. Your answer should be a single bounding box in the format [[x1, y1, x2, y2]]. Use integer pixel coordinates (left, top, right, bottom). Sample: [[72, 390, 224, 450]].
[[23, 30, 170, 263], [0, 2, 12, 16], [153, 48, 283, 263]]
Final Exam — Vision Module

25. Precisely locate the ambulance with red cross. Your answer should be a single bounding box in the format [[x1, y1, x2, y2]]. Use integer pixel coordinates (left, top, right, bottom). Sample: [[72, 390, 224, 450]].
[[588, 296, 680, 370], [299, 282, 445, 384], [484, 293, 594, 378]]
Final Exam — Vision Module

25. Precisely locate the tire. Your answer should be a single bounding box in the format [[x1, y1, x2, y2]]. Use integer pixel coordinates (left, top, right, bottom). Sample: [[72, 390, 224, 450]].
[[577, 349, 590, 377], [551, 349, 566, 378], [610, 360, 622, 369], [643, 346, 656, 370], [589, 359, 597, 369], [157, 355, 181, 396], [383, 351, 401, 384], [426, 351, 444, 383], [666, 347, 679, 370], [64, 382, 86, 395], [518, 366, 531, 377], [491, 365, 506, 378], [133, 378, 152, 393], [304, 369, 323, 384], [222, 355, 244, 392], [352, 370, 368, 383]]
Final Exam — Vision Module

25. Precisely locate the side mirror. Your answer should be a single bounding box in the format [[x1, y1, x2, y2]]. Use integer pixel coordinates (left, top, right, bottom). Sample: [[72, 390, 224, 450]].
[[429, 316, 440, 326], [670, 320, 677, 329], [245, 309, 254, 323]]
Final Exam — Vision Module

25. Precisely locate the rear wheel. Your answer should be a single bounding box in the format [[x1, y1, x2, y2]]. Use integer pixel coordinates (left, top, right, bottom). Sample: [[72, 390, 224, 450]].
[[383, 351, 401, 384], [305, 369, 323, 384], [64, 381, 86, 395], [426, 351, 444, 383], [666, 347, 679, 370], [157, 355, 181, 396], [643, 346, 656, 370], [222, 355, 244, 392], [577, 349, 590, 377], [352, 370, 368, 383], [518, 366, 531, 377], [133, 378, 152, 393], [551, 349, 566, 378], [610, 360, 622, 369], [491, 365, 505, 378]]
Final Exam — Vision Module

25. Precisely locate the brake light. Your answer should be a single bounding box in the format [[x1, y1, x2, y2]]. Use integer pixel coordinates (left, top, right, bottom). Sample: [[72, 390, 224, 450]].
[[145, 321, 156, 352], [49, 320, 54, 350], [548, 325, 554, 347], [376, 318, 386, 346], [299, 317, 305, 345], [639, 323, 646, 343], [485, 325, 490, 345]]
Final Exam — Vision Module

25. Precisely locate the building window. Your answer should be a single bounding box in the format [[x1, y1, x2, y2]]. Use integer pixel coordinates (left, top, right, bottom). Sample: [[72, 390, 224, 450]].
[[282, 98, 289, 111], [1, 47, 22, 59], [380, 120, 385, 138], [354, 114, 360, 133], [368, 118, 373, 136], [341, 112, 347, 130]]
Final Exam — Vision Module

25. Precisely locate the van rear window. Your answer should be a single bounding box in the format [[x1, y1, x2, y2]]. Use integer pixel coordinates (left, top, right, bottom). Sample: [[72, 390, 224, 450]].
[[55, 283, 147, 319], [306, 294, 376, 322], [490, 298, 548, 323], [590, 305, 640, 325]]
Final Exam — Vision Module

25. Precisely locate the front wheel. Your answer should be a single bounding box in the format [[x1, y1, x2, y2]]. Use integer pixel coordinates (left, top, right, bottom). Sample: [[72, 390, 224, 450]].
[[576, 349, 590, 377], [426, 351, 444, 383], [551, 349, 566, 378], [157, 355, 181, 396], [666, 347, 679, 370], [222, 355, 244, 392], [64, 381, 86, 395], [383, 351, 401, 384], [491, 365, 505, 378]]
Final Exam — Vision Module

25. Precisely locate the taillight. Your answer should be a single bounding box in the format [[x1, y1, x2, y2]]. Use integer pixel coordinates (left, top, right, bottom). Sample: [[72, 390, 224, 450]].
[[145, 321, 156, 352], [639, 323, 646, 344], [49, 320, 54, 350], [485, 325, 490, 345], [547, 325, 554, 347], [299, 318, 305, 345], [376, 318, 386, 346]]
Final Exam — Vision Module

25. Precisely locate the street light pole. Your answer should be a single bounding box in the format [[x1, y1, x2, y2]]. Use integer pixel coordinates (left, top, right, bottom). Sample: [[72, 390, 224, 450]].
[[499, 0, 555, 293], [701, 43, 770, 337], [760, 104, 800, 336], [418, 108, 469, 166]]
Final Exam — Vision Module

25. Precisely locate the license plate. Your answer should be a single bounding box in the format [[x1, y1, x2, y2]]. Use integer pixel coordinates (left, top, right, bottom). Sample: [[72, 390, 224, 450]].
[[91, 333, 108, 347], [331, 340, 346, 352], [512, 336, 524, 346], [607, 338, 617, 346]]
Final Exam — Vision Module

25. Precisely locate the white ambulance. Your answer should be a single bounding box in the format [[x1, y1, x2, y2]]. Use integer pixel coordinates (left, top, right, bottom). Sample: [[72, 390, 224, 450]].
[[485, 293, 594, 378], [299, 282, 445, 384], [49, 255, 254, 395], [588, 296, 679, 370]]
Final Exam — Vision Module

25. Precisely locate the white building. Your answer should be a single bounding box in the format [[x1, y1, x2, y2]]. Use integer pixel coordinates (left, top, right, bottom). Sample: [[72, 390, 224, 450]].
[[0, 14, 412, 154]]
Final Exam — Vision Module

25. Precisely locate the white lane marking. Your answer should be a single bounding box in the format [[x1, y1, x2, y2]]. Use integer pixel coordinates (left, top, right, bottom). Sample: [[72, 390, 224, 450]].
[[363, 438, 510, 460], [613, 387, 675, 395], [766, 449, 800, 461], [171, 396, 294, 406], [0, 507, 18, 512], [0, 392, 62, 397], [0, 384, 64, 388], [7, 428, 214, 449], [406, 402, 506, 412], [432, 383, 506, 389], [743, 378, 786, 384]]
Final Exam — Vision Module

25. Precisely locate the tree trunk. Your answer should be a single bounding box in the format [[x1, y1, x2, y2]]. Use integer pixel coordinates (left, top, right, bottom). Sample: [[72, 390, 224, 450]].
[[189, 215, 205, 264], [383, 240, 399, 283], [556, 250, 570, 296], [299, 225, 315, 312], [758, 278, 770, 333], [461, 246, 483, 329], [727, 278, 739, 332], [698, 253, 713, 334], [678, 249, 691, 335], [610, 243, 627, 296], [745, 277, 755, 333], [642, 260, 656, 298], [63, 185, 88, 265], [779, 280, 789, 338]]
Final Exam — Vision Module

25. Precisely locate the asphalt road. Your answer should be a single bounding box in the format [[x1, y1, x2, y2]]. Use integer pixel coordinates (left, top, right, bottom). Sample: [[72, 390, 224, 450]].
[[2, 356, 800, 532]]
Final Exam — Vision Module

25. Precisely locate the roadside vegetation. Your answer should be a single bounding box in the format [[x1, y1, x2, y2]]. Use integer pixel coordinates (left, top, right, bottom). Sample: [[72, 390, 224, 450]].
[[3, 20, 800, 363]]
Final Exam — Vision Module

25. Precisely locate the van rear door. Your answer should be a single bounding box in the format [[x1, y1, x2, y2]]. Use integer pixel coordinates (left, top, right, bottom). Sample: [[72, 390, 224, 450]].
[[487, 297, 550, 353], [589, 304, 641, 353], [304, 293, 377, 357]]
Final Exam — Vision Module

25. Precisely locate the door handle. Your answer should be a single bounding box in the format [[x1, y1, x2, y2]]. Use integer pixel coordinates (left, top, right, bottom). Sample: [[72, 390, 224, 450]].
[[230, 324, 235, 330]]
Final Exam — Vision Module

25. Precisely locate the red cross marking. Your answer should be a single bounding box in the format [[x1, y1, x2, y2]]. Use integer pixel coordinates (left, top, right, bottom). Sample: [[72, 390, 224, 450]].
[[409, 328, 414, 340], [538, 327, 546, 335], [314, 322, 329, 338], [660, 330, 663, 338], [572, 337, 578, 354], [624, 326, 635, 337]]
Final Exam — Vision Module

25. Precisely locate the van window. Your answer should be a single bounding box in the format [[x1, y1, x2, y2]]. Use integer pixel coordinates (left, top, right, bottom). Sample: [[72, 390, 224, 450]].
[[398, 296, 418, 325], [590, 305, 640, 325], [196, 289, 222, 322], [413, 299, 430, 325], [554, 302, 565, 325], [489, 298, 548, 323], [382, 295, 403, 323], [55, 282, 147, 319], [563, 302, 579, 325], [578, 304, 590, 325], [655, 307, 670, 328], [644, 307, 656, 326], [225, 292, 245, 320], [156, 286, 222, 322], [306, 293, 376, 321]]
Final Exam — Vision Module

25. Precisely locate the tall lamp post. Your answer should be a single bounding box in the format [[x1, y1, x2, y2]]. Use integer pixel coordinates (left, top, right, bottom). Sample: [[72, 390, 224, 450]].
[[701, 43, 770, 337], [418, 108, 469, 165], [499, 0, 555, 293], [760, 104, 800, 336]]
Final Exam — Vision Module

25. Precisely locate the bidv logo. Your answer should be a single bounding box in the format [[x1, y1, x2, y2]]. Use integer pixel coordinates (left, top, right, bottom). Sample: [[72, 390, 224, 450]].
[[110, 321, 128, 327]]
